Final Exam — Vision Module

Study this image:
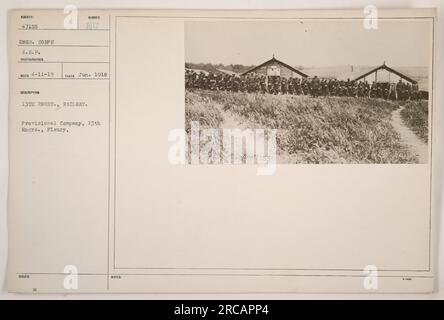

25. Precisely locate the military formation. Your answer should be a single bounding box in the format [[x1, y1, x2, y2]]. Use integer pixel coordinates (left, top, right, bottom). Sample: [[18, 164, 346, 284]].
[[185, 69, 421, 100]]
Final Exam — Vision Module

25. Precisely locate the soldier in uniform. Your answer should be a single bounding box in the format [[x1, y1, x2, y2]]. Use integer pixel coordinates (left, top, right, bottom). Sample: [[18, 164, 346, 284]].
[[396, 79, 404, 100], [345, 81, 351, 96], [328, 79, 336, 96], [363, 80, 370, 98], [321, 80, 329, 96], [311, 76, 321, 97], [357, 81, 363, 97], [382, 84, 390, 100], [411, 83, 419, 100], [274, 77, 281, 94], [267, 76, 274, 94], [370, 81, 376, 98], [281, 78, 288, 94], [295, 78, 302, 95], [287, 78, 294, 95], [185, 70, 191, 89], [406, 83, 412, 100], [260, 75, 267, 93]]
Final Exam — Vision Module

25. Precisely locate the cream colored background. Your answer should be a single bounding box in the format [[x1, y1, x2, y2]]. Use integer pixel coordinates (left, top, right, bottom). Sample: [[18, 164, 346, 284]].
[[0, 1, 442, 300]]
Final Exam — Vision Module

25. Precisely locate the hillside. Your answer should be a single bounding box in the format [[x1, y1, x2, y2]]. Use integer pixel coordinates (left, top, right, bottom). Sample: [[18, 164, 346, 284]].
[[185, 90, 418, 164]]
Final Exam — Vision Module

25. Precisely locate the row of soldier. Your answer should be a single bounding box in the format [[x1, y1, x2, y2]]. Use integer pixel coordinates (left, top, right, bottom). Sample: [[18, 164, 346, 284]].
[[185, 70, 420, 100]]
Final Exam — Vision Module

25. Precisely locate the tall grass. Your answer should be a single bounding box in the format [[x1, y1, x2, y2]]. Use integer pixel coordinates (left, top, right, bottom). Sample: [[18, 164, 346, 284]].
[[400, 100, 429, 143], [185, 90, 417, 164], [185, 93, 224, 132]]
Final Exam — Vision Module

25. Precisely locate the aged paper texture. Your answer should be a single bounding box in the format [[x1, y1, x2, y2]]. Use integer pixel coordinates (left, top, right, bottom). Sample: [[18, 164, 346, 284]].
[[7, 8, 436, 293]]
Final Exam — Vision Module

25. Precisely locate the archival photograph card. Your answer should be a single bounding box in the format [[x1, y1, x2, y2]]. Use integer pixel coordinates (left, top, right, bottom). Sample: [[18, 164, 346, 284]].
[[7, 8, 436, 293]]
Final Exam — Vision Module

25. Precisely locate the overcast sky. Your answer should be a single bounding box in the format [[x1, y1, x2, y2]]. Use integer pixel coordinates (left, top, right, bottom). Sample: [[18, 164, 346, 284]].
[[185, 19, 432, 68]]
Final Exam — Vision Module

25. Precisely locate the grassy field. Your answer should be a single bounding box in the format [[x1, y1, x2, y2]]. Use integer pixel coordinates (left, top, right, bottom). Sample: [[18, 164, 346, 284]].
[[185, 90, 417, 164], [400, 100, 429, 143]]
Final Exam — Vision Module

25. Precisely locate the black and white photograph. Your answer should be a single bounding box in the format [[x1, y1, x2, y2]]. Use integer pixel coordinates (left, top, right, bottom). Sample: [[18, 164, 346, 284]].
[[185, 19, 432, 164]]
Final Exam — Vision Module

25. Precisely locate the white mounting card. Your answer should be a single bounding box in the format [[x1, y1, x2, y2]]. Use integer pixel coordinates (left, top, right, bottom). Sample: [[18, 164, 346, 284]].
[[7, 8, 437, 293]]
